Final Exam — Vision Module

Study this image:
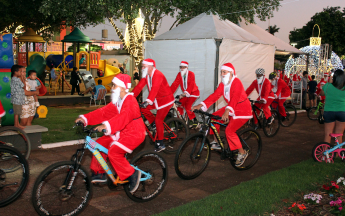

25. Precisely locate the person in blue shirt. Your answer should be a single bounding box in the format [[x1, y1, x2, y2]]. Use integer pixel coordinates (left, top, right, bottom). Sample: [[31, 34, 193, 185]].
[[79, 79, 106, 97], [79, 55, 86, 65]]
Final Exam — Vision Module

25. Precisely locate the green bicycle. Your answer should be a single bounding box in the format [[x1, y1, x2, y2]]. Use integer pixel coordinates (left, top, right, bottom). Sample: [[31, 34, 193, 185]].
[[307, 100, 324, 124]]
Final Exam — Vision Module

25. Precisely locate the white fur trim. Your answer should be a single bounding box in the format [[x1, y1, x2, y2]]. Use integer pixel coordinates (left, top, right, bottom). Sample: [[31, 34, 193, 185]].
[[221, 66, 234, 73], [261, 98, 267, 104], [127, 83, 131, 88], [143, 60, 154, 66], [184, 91, 191, 97], [225, 106, 235, 114], [180, 63, 188, 66], [154, 99, 175, 110], [110, 141, 133, 153], [102, 121, 111, 135], [233, 115, 253, 119], [200, 102, 208, 112], [146, 99, 153, 105], [112, 77, 126, 88], [79, 115, 88, 126], [189, 95, 200, 98], [110, 132, 120, 141], [268, 96, 275, 99], [0, 111, 5, 117]]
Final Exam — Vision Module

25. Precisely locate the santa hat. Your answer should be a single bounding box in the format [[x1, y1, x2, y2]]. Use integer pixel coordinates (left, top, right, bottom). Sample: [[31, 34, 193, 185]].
[[112, 74, 131, 92], [180, 61, 189, 67], [324, 73, 329, 76], [221, 63, 236, 75], [142, 58, 156, 68]]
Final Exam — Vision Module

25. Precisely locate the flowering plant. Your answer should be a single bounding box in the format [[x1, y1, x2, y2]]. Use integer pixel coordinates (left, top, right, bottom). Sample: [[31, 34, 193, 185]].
[[323, 181, 340, 194], [330, 198, 345, 216], [288, 202, 306, 214], [304, 193, 322, 204], [337, 177, 345, 186]]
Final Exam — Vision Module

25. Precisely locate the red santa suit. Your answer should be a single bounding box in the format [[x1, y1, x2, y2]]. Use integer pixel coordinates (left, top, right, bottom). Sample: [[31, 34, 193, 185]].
[[170, 61, 200, 120], [271, 78, 291, 117], [316, 75, 328, 102], [246, 77, 274, 124], [283, 74, 290, 85], [132, 59, 174, 140], [200, 63, 252, 151], [80, 74, 146, 181], [0, 100, 5, 118]]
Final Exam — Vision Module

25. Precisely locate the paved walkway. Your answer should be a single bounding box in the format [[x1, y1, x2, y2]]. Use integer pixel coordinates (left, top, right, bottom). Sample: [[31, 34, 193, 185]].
[[2, 113, 325, 215]]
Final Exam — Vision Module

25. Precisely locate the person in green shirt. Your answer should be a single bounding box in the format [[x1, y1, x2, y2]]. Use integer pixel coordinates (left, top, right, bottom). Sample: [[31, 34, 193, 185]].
[[321, 69, 345, 143]]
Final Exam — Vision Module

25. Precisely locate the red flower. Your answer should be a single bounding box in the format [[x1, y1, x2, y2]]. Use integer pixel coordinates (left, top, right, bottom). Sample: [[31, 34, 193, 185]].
[[331, 181, 340, 189], [323, 185, 331, 190]]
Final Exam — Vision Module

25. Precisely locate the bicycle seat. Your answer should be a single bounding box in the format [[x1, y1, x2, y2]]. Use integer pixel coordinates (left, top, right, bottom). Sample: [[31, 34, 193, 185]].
[[329, 133, 343, 138]]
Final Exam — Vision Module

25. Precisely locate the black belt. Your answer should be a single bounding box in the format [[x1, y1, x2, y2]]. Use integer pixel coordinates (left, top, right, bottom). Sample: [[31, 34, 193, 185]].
[[238, 98, 248, 104], [133, 116, 141, 121]]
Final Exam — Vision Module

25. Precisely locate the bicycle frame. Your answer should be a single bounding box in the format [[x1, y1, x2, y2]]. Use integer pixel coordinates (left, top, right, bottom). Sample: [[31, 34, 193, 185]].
[[323, 137, 345, 160], [313, 101, 324, 115], [251, 103, 265, 128]]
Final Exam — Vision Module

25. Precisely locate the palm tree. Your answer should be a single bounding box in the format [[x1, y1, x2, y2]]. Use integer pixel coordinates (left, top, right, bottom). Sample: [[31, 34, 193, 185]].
[[266, 25, 280, 35]]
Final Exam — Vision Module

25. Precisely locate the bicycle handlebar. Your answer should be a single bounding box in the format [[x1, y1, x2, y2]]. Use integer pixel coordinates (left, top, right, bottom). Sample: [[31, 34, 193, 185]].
[[74, 122, 107, 134], [193, 109, 222, 120]]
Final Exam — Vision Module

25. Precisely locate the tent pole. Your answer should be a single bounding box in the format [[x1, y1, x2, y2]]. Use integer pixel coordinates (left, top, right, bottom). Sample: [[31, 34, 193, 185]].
[[213, 39, 222, 112]]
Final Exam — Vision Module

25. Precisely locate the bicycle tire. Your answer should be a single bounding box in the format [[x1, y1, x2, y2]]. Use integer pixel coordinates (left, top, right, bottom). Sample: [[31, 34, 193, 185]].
[[32, 161, 92, 216], [312, 142, 333, 162], [174, 133, 211, 180], [262, 110, 280, 138], [280, 105, 297, 127], [0, 145, 29, 207], [230, 128, 262, 171], [124, 150, 168, 202], [163, 117, 189, 154], [307, 107, 319, 120], [0, 126, 31, 161]]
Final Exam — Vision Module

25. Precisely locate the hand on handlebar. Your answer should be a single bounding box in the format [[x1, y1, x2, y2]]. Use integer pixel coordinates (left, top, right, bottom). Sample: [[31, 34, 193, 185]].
[[221, 110, 230, 123], [259, 100, 265, 104], [94, 124, 107, 133], [140, 101, 149, 108], [75, 118, 85, 125], [175, 95, 180, 99], [192, 104, 203, 111]]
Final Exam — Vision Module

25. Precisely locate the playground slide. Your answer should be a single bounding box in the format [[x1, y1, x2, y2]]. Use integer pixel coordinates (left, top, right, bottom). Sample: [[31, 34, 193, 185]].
[[26, 54, 47, 96], [95, 60, 121, 92]]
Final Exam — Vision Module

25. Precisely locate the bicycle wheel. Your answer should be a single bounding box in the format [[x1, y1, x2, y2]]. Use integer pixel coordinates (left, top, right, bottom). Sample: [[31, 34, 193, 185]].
[[307, 107, 319, 120], [163, 117, 189, 154], [230, 128, 262, 171], [262, 110, 280, 138], [312, 142, 334, 162], [32, 161, 92, 216], [124, 150, 168, 202], [0, 126, 31, 160], [174, 133, 211, 180], [280, 105, 297, 127], [0, 146, 29, 207]]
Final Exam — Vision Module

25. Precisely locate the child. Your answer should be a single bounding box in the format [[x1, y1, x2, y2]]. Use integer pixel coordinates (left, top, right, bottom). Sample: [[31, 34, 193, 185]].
[[27, 70, 41, 107], [10, 65, 26, 129], [308, 75, 318, 108]]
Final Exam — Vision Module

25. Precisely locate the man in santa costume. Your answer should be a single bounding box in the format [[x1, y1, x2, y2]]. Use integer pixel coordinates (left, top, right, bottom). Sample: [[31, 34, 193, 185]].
[[170, 61, 200, 126], [132, 58, 175, 152], [315, 72, 329, 103], [192, 63, 252, 167], [0, 100, 5, 122], [75, 74, 146, 194], [269, 72, 291, 120], [245, 68, 274, 125]]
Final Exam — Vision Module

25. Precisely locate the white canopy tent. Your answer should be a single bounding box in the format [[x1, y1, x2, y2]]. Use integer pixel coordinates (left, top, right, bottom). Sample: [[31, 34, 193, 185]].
[[238, 20, 304, 55], [144, 13, 275, 110]]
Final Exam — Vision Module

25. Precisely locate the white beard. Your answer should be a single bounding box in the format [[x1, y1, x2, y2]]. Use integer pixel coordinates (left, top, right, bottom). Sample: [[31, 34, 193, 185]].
[[257, 76, 264, 84], [111, 88, 121, 104], [180, 68, 188, 76], [222, 73, 230, 85], [142, 68, 148, 78]]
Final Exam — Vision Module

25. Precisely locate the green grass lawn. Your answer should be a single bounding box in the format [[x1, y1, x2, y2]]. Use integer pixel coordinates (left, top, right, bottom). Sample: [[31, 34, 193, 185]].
[[34, 107, 97, 143], [157, 159, 345, 216]]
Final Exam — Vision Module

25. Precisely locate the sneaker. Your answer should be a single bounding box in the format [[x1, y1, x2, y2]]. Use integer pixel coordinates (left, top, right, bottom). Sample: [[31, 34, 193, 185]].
[[149, 122, 156, 132], [35, 102, 40, 107], [235, 150, 249, 167], [155, 140, 166, 152], [128, 170, 141, 194], [267, 116, 274, 125], [253, 124, 259, 130], [210, 141, 221, 150], [281, 116, 286, 122], [91, 172, 107, 184]]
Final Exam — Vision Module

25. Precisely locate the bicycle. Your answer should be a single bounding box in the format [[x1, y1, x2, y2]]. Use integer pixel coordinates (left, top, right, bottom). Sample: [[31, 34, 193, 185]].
[[167, 95, 202, 131], [0, 145, 30, 207], [271, 100, 297, 127], [174, 109, 262, 180], [307, 100, 324, 124], [140, 103, 189, 154], [32, 123, 168, 216], [246, 100, 280, 138], [312, 133, 345, 163], [0, 126, 31, 171]]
